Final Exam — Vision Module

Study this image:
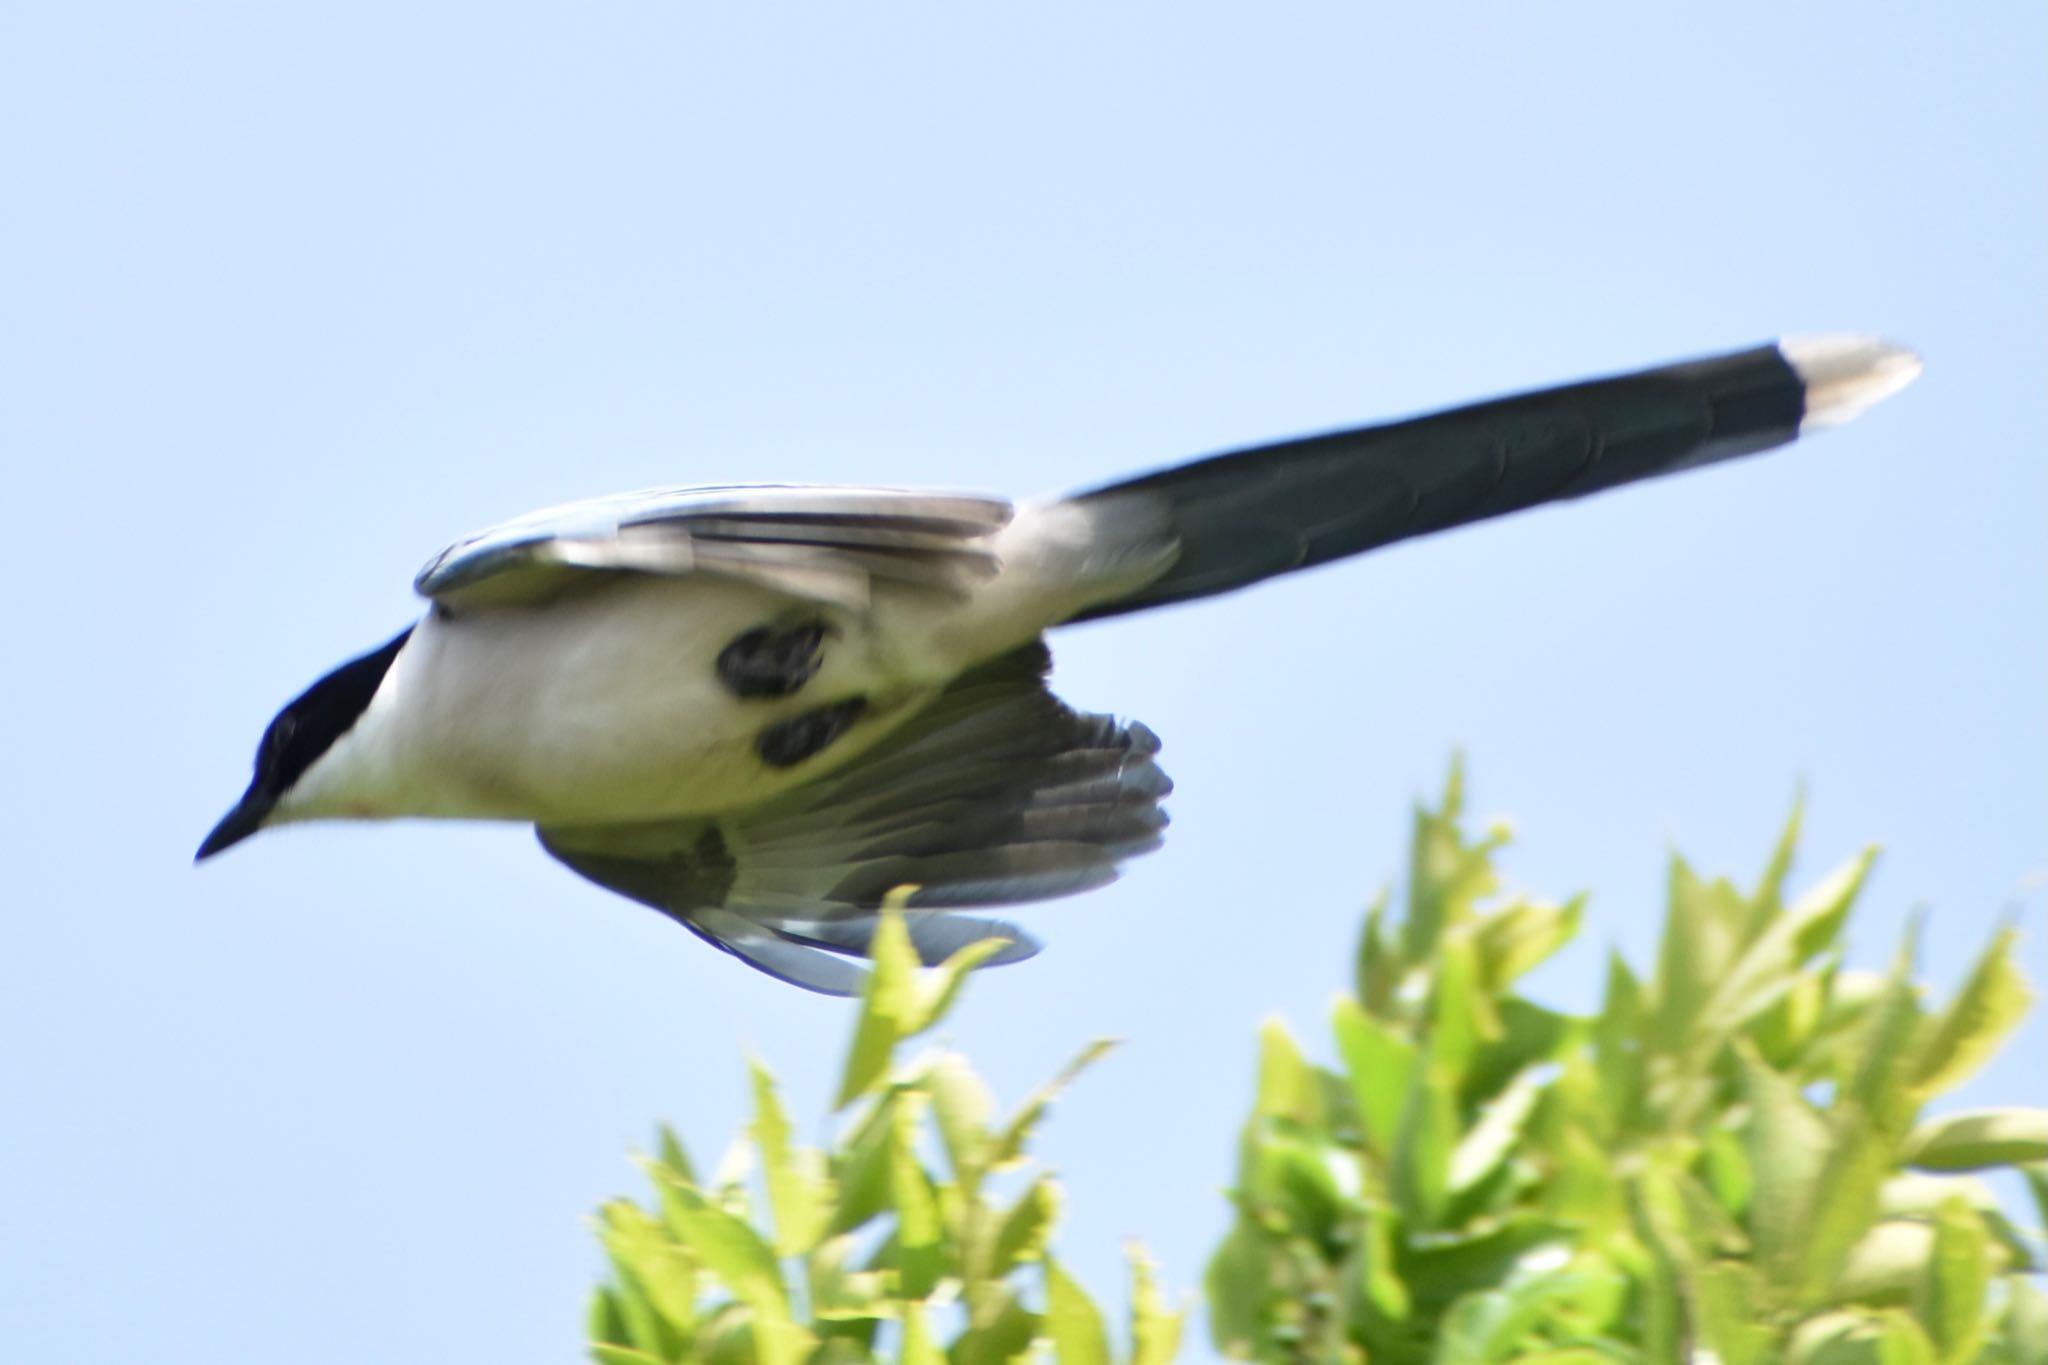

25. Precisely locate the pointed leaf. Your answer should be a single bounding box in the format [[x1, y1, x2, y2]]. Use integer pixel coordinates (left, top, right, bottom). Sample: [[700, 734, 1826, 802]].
[[1356, 888, 1400, 1014], [1904, 1108, 2048, 1172], [750, 1060, 831, 1255], [907, 934, 1012, 1036], [992, 1039, 1116, 1167], [1915, 1197, 1991, 1362], [835, 903, 922, 1110], [1447, 1070, 1541, 1195], [1126, 1242, 1184, 1365], [986, 1176, 1060, 1278], [888, 1094, 944, 1299], [1253, 1017, 1322, 1125], [1390, 1065, 1457, 1228], [1651, 855, 1747, 1052], [928, 1052, 995, 1191], [827, 1094, 897, 1235], [1044, 1258, 1111, 1365], [1798, 1115, 1891, 1304], [667, 1198, 790, 1317], [1740, 1045, 1832, 1276], [1696, 1260, 1775, 1365], [1428, 931, 1500, 1079], [954, 1283, 1040, 1365], [1910, 928, 2034, 1099], [899, 1299, 943, 1365], [2003, 1274, 2048, 1364], [1333, 996, 1414, 1158], [1474, 895, 1586, 992]]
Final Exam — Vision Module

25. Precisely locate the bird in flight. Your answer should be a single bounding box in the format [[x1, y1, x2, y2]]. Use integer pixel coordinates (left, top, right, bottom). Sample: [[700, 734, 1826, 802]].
[[198, 338, 1920, 994]]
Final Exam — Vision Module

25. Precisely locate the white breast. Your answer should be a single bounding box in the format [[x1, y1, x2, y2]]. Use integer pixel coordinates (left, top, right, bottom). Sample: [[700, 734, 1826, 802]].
[[271, 498, 1169, 828]]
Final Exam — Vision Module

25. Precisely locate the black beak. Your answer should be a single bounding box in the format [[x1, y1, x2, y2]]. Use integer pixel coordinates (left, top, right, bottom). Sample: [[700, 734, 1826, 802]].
[[195, 788, 272, 862]]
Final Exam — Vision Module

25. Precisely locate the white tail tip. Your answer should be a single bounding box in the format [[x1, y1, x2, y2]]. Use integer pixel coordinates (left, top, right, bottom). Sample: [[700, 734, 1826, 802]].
[[1781, 334, 1923, 432]]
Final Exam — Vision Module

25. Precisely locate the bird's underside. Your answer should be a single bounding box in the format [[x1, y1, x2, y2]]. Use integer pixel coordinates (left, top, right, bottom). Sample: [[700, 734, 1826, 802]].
[[200, 337, 1924, 995], [536, 641, 1171, 994]]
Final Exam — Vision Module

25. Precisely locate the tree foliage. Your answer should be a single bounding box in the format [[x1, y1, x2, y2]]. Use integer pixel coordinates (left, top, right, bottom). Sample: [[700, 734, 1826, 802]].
[[592, 768, 2047, 1363]]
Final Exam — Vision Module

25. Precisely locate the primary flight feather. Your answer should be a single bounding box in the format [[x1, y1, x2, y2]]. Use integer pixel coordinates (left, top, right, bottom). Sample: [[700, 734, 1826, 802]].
[[198, 337, 1921, 994]]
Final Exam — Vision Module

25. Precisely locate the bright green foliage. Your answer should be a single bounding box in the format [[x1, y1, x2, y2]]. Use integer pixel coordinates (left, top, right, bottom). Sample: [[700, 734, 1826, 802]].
[[592, 770, 2045, 1364], [588, 900, 1186, 1364], [1209, 763, 2047, 1363]]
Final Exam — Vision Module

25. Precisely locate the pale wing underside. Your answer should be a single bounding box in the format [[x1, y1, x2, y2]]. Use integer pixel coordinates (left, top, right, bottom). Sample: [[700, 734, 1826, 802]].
[[416, 484, 1015, 612], [537, 643, 1172, 995]]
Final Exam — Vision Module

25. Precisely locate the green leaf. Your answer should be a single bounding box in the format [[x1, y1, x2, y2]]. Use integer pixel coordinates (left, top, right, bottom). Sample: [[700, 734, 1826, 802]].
[[1753, 793, 1806, 926], [987, 1176, 1060, 1277], [1446, 1070, 1540, 1196], [1834, 1220, 1937, 1306], [587, 1285, 631, 1349], [1910, 927, 2033, 1100], [2002, 1274, 2048, 1364], [928, 1052, 995, 1192], [827, 1094, 898, 1235], [992, 1038, 1117, 1168], [887, 1094, 944, 1299], [1355, 888, 1400, 1014], [1127, 1243, 1185, 1365], [1707, 849, 1876, 1047], [1253, 1017, 1322, 1125], [1390, 1064, 1457, 1229], [906, 933, 1014, 1036], [1427, 932, 1499, 1079], [1904, 1108, 2048, 1172], [750, 1060, 831, 1256], [2025, 1163, 2048, 1234], [1798, 1114, 1892, 1304], [955, 1283, 1040, 1365], [1403, 759, 1501, 963], [1332, 997, 1414, 1158], [590, 1346, 671, 1365], [1356, 1202, 1412, 1322], [1843, 933, 1927, 1140], [1695, 1260, 1776, 1365], [899, 1299, 943, 1365], [666, 1196, 790, 1318], [1790, 1309, 1940, 1364], [1915, 1197, 1991, 1363], [805, 1234, 888, 1321], [1703, 1123, 1755, 1221], [1740, 1046, 1833, 1277], [1044, 1257, 1112, 1365], [656, 1124, 698, 1185], [835, 903, 922, 1110], [1203, 1224, 1268, 1361], [1650, 855, 1748, 1053], [598, 1199, 697, 1348], [1473, 894, 1585, 992], [1593, 951, 1647, 1137]]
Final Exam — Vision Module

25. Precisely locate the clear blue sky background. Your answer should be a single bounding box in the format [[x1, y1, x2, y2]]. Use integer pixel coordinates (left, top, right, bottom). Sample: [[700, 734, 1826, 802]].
[[3, 5, 2041, 1361]]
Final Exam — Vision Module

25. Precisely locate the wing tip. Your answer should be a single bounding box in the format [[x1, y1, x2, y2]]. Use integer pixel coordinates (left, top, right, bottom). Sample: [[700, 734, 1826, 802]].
[[1779, 335, 1923, 433]]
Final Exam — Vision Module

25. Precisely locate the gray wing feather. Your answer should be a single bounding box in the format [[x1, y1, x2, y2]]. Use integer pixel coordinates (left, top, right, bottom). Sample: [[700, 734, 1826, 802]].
[[537, 642, 1169, 996], [417, 484, 1013, 611]]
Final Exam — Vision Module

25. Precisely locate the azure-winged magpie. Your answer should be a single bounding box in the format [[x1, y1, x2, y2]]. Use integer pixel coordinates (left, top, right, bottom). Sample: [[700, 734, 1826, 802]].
[[198, 337, 1920, 994]]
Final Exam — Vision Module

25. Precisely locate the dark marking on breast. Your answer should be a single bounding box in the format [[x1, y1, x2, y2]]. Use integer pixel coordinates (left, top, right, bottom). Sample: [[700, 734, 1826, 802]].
[[757, 697, 868, 768], [717, 621, 832, 699]]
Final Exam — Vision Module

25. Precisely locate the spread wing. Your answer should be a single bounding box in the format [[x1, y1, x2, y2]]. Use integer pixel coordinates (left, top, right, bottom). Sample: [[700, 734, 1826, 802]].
[[537, 643, 1171, 995], [416, 483, 1015, 612]]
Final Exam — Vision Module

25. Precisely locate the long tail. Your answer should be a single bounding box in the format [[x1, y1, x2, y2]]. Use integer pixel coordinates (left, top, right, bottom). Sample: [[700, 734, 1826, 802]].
[[1064, 336, 1920, 623]]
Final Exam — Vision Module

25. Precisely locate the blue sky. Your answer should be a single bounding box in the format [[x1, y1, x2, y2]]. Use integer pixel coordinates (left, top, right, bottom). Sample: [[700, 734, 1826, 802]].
[[3, 5, 2041, 1361]]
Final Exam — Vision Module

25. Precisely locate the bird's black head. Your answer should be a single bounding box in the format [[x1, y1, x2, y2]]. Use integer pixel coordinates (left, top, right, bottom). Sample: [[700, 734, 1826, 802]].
[[196, 627, 415, 862]]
